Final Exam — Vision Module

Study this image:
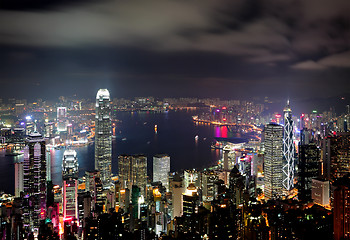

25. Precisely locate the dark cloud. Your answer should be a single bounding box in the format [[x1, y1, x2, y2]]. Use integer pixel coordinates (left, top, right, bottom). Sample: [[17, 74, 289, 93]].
[[0, 0, 350, 102]]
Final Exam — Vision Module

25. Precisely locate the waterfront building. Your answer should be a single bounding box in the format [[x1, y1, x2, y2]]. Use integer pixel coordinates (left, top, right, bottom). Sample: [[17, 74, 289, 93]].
[[23, 132, 46, 234], [95, 89, 112, 187], [62, 149, 79, 223], [264, 123, 283, 200], [153, 154, 170, 191], [57, 107, 68, 132], [118, 154, 147, 194], [282, 100, 295, 191]]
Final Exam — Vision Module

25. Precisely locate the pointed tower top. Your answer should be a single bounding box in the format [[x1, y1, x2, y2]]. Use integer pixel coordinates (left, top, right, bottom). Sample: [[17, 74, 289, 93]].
[[284, 99, 292, 113]]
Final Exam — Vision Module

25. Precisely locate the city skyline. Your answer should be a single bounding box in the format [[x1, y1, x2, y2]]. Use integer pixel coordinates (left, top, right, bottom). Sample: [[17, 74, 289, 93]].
[[1, 0, 350, 238]]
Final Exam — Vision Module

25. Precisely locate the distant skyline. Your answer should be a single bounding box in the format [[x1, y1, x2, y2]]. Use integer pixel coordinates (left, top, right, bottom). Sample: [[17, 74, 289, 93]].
[[1, 0, 350, 109]]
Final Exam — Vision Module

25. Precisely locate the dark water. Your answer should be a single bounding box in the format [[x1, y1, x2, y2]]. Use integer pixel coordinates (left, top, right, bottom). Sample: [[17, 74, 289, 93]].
[[0, 110, 245, 194]]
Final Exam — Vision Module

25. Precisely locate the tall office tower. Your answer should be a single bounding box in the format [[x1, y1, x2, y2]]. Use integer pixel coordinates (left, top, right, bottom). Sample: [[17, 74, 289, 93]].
[[282, 101, 295, 191], [298, 142, 320, 201], [264, 123, 283, 200], [14, 161, 23, 197], [312, 178, 330, 206], [333, 175, 350, 240], [323, 133, 350, 182], [153, 154, 170, 190], [182, 183, 199, 217], [23, 132, 46, 233], [57, 107, 68, 132], [62, 150, 79, 222], [201, 170, 218, 202], [95, 89, 112, 187], [229, 165, 244, 206], [184, 169, 200, 189], [118, 154, 147, 194], [331, 133, 350, 182]]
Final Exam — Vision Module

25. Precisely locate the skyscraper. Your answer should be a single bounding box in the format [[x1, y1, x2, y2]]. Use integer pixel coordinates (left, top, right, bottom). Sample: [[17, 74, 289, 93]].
[[95, 89, 112, 187], [333, 175, 350, 240], [324, 133, 350, 182], [118, 154, 147, 194], [14, 161, 23, 198], [282, 100, 295, 191], [57, 107, 68, 132], [62, 149, 79, 222], [264, 123, 283, 200], [298, 142, 320, 201], [153, 154, 170, 190], [23, 132, 46, 233]]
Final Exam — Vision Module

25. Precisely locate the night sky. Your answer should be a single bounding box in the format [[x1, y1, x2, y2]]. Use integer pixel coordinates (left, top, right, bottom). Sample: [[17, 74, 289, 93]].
[[1, 0, 350, 109]]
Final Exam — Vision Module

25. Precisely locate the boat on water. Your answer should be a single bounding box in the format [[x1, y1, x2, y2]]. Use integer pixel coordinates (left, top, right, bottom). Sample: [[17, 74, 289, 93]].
[[5, 152, 23, 156], [211, 141, 224, 149], [154, 125, 158, 133], [122, 138, 127, 141]]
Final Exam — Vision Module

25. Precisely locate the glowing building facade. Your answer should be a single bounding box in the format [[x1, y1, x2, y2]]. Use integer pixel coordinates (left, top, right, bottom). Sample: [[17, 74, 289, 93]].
[[95, 89, 112, 187], [23, 132, 46, 233], [57, 107, 68, 132], [282, 101, 295, 191], [264, 123, 283, 200], [62, 150, 79, 222], [153, 154, 170, 190], [118, 154, 147, 194]]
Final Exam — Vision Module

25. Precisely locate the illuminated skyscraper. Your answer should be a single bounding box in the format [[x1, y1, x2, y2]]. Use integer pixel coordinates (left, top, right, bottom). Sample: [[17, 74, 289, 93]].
[[95, 89, 112, 187], [264, 123, 283, 200], [282, 100, 295, 191], [118, 154, 147, 194], [201, 170, 218, 202], [323, 132, 350, 182], [334, 175, 350, 240], [23, 132, 46, 234], [153, 154, 170, 190], [14, 161, 23, 198], [62, 150, 79, 222], [57, 107, 68, 132]]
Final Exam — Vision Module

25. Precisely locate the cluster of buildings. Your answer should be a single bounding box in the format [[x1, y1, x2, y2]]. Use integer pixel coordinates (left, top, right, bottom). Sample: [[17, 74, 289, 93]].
[[1, 90, 350, 239]]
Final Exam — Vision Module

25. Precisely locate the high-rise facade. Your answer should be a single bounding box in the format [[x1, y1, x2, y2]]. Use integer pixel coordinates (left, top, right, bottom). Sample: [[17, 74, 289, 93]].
[[264, 123, 283, 200], [153, 154, 170, 190], [14, 161, 23, 198], [298, 142, 320, 201], [327, 133, 350, 182], [57, 107, 68, 132], [282, 101, 295, 191], [23, 132, 46, 233], [95, 89, 112, 187], [201, 170, 218, 202], [118, 154, 147, 194], [62, 150, 79, 222], [333, 175, 350, 240]]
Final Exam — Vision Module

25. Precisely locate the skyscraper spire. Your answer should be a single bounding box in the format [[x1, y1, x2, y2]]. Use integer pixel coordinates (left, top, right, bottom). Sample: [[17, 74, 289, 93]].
[[282, 100, 295, 192], [95, 89, 112, 187]]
